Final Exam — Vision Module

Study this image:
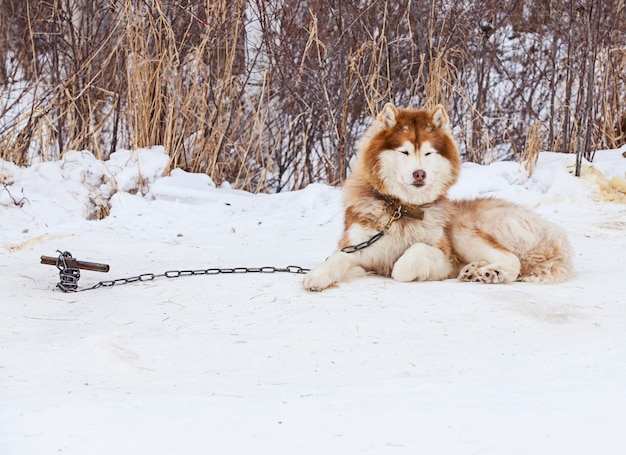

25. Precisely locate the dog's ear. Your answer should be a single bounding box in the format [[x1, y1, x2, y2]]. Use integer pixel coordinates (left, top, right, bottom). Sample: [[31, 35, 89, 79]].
[[378, 103, 398, 130], [431, 105, 452, 135]]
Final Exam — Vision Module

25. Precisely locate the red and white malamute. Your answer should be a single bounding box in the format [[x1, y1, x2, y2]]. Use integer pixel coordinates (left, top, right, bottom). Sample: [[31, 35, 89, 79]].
[[302, 103, 572, 291]]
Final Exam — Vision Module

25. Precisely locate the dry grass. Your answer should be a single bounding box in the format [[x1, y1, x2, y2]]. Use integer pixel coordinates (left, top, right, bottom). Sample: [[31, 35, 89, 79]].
[[123, 0, 265, 191], [520, 121, 544, 178], [0, 0, 624, 190]]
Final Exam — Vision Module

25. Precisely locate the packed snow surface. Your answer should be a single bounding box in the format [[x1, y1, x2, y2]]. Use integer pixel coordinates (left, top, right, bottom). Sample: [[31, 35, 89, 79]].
[[1, 147, 626, 454]]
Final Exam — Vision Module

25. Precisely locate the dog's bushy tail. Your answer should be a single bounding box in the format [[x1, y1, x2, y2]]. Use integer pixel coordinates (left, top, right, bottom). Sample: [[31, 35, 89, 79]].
[[519, 225, 573, 283]]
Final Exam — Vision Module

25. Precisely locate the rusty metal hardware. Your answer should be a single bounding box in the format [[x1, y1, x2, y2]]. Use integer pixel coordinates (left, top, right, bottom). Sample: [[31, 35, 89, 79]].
[[40, 255, 110, 272]]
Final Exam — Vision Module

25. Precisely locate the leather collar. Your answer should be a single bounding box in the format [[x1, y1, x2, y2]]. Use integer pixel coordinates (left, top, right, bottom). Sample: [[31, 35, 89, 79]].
[[374, 191, 436, 221]]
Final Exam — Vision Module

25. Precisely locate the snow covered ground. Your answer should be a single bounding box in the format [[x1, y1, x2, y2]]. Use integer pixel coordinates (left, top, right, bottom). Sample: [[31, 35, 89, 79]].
[[1, 146, 626, 454]]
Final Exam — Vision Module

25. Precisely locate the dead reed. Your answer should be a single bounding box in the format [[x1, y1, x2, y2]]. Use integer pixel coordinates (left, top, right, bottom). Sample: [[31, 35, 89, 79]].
[[520, 121, 544, 178], [0, 0, 624, 189]]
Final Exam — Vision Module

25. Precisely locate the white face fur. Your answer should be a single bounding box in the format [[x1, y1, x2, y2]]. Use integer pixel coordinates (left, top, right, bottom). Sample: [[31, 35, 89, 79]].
[[377, 139, 455, 205]]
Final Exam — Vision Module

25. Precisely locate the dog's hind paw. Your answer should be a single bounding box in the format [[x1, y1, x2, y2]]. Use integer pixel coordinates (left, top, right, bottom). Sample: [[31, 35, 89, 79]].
[[458, 261, 505, 284]]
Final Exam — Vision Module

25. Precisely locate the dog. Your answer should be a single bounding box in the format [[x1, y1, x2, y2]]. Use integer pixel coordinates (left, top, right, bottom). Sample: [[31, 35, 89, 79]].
[[302, 103, 461, 291], [302, 103, 572, 291]]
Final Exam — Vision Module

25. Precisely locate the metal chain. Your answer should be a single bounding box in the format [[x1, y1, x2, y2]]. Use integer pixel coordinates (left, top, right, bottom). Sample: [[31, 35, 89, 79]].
[[56, 250, 81, 292], [340, 206, 403, 254], [53, 205, 404, 291], [54, 251, 309, 293], [340, 232, 384, 253]]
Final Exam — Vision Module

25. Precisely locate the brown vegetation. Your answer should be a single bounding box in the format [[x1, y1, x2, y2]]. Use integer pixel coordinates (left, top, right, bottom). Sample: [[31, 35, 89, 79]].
[[1, 0, 624, 191]]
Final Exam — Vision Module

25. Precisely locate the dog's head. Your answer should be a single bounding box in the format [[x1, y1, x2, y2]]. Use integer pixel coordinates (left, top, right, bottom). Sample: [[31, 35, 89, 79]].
[[354, 103, 461, 205]]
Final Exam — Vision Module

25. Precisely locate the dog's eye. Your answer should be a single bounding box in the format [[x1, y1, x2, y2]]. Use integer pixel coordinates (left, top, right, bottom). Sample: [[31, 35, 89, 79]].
[[425, 151, 434, 156], [398, 150, 409, 156]]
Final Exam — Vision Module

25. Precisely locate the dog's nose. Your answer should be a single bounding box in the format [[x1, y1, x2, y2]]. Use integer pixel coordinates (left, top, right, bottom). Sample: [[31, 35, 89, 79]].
[[413, 169, 427, 182]]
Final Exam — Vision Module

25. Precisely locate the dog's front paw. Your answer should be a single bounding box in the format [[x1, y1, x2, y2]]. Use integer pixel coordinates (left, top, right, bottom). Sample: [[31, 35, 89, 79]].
[[302, 267, 336, 291], [392, 243, 452, 282], [391, 259, 421, 282], [458, 261, 505, 284]]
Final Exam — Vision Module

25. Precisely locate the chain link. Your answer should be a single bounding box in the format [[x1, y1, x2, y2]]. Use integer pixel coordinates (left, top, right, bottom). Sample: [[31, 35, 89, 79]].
[[53, 251, 310, 293]]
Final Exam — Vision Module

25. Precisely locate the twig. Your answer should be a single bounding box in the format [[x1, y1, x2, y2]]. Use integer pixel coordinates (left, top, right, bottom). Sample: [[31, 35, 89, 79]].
[[1, 181, 29, 207]]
